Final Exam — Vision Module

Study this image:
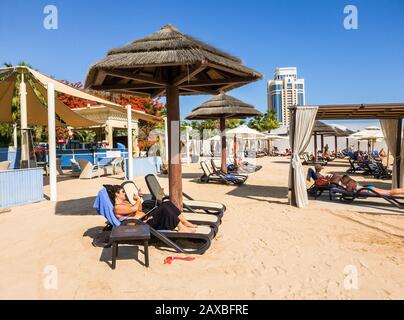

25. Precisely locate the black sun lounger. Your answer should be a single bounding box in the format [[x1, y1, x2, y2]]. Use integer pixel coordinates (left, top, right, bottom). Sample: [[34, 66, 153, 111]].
[[95, 187, 215, 254], [200, 161, 247, 185], [302, 153, 327, 166], [122, 180, 221, 235], [144, 174, 225, 218], [331, 186, 404, 209]]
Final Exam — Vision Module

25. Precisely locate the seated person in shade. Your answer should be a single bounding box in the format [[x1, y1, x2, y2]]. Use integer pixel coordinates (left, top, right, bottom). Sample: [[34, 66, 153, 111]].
[[340, 175, 404, 196], [308, 164, 342, 185], [111, 185, 197, 233]]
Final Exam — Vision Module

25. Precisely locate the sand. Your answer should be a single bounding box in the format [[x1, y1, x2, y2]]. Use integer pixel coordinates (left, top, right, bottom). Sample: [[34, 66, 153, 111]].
[[0, 157, 404, 299]]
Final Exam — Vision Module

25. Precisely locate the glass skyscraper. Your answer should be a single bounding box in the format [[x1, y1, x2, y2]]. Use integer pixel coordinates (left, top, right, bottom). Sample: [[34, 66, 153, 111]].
[[267, 67, 305, 125]]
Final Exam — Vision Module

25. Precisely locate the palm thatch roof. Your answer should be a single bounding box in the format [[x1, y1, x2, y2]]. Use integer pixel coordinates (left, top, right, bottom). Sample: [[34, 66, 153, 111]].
[[185, 92, 262, 120], [85, 25, 262, 97], [312, 121, 336, 134]]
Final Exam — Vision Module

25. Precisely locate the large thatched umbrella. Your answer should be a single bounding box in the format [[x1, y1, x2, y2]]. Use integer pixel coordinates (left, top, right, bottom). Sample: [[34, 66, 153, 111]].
[[185, 93, 262, 173], [85, 25, 262, 209]]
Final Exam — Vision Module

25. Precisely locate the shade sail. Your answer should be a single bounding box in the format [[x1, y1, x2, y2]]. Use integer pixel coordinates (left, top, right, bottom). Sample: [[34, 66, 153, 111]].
[[26, 81, 63, 126], [33, 79, 99, 127], [28, 68, 161, 124], [0, 74, 16, 123]]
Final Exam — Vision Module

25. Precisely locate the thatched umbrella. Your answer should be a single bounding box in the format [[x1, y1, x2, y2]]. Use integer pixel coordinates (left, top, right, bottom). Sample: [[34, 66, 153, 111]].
[[85, 25, 262, 209], [312, 121, 336, 160], [185, 93, 262, 172], [326, 124, 354, 153]]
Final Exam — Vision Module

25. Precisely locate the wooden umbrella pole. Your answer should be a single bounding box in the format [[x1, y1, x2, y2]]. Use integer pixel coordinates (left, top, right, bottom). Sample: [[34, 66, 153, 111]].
[[220, 117, 227, 173], [233, 135, 237, 166], [334, 135, 338, 154], [166, 84, 183, 210]]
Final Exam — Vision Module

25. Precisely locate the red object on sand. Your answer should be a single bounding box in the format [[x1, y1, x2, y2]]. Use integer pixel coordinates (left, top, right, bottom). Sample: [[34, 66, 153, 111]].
[[164, 256, 196, 265]]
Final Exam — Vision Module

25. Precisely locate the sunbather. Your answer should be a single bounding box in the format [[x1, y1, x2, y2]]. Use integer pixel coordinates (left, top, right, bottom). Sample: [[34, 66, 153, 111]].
[[111, 185, 198, 232], [340, 175, 404, 196]]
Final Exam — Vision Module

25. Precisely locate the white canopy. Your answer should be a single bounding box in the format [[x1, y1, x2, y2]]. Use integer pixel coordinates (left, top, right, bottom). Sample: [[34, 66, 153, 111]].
[[349, 126, 384, 140], [226, 124, 266, 138]]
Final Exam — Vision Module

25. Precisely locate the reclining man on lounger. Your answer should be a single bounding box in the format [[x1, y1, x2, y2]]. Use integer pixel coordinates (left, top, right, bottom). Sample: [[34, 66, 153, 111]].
[[108, 185, 198, 233], [340, 175, 404, 196]]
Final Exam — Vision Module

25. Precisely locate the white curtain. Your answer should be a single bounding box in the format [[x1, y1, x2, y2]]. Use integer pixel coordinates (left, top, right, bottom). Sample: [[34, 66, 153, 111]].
[[289, 106, 318, 208], [380, 119, 402, 188]]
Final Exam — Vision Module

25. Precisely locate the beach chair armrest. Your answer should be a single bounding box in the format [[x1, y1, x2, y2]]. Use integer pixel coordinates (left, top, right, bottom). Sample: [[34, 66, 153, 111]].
[[182, 192, 194, 200]]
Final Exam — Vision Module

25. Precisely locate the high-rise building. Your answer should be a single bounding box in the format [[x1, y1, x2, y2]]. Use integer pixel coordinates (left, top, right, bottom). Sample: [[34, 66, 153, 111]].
[[267, 67, 305, 125]]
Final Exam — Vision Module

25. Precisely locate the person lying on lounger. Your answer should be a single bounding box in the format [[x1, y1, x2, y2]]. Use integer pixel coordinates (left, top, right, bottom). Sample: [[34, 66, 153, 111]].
[[111, 185, 198, 232], [340, 175, 404, 196]]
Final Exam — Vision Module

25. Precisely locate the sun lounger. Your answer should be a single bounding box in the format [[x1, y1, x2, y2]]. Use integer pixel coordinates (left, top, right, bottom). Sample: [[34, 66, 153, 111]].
[[211, 159, 261, 174], [200, 161, 247, 185], [306, 168, 343, 200], [363, 160, 392, 179], [302, 153, 327, 166], [94, 187, 215, 254], [144, 174, 225, 217], [346, 158, 367, 174], [331, 186, 404, 209], [123, 179, 221, 233], [76, 159, 101, 179]]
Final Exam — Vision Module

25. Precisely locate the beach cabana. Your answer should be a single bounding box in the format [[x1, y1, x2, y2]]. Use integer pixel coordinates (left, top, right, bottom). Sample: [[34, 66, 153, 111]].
[[85, 24, 262, 209], [289, 103, 404, 208], [186, 93, 262, 172]]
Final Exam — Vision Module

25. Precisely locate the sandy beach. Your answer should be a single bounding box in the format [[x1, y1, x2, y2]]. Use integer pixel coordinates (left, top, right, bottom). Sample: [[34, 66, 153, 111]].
[[0, 157, 404, 299]]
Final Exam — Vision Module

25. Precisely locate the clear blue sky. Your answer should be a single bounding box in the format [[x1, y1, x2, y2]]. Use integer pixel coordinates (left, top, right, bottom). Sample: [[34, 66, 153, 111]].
[[1, 0, 403, 129]]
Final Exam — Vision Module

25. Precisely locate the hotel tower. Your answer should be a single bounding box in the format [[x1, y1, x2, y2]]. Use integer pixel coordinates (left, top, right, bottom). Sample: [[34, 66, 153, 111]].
[[267, 67, 305, 125]]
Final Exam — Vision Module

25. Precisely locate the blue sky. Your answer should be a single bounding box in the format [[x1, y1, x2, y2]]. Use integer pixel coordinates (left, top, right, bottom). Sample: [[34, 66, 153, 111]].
[[1, 0, 403, 129]]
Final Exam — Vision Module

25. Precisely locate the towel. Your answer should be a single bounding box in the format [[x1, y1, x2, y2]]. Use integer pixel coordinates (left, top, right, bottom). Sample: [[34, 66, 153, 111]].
[[93, 187, 121, 227]]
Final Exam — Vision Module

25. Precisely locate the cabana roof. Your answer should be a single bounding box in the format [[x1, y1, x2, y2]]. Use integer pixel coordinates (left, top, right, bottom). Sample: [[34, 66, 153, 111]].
[[316, 103, 404, 120], [85, 25, 262, 97], [185, 92, 262, 120]]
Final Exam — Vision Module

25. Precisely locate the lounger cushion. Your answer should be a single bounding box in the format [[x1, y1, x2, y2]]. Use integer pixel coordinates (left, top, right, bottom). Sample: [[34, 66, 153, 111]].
[[183, 200, 224, 211], [182, 212, 220, 224]]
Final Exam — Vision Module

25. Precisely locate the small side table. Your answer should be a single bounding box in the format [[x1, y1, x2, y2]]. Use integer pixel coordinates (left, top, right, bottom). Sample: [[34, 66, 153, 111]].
[[110, 224, 151, 269]]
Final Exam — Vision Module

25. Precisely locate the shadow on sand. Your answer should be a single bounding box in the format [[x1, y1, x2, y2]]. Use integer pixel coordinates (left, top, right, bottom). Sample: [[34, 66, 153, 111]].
[[226, 184, 289, 204], [55, 196, 96, 215]]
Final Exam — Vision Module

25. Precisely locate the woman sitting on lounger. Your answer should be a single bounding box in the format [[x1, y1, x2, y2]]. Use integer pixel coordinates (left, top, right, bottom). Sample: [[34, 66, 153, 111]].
[[340, 175, 404, 196], [112, 185, 197, 232]]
